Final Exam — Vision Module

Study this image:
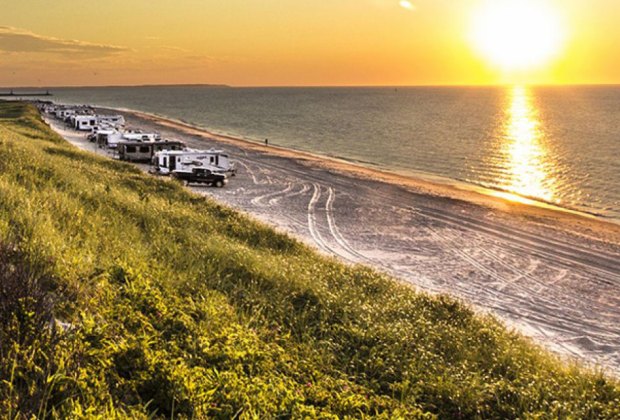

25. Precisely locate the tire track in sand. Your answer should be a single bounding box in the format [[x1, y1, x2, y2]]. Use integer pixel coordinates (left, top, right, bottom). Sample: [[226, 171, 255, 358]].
[[270, 183, 310, 205], [251, 182, 294, 206], [325, 186, 370, 263], [307, 183, 334, 255]]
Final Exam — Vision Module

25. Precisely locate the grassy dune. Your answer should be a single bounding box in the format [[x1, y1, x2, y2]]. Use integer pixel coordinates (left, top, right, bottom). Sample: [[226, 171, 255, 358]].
[[0, 101, 618, 418]]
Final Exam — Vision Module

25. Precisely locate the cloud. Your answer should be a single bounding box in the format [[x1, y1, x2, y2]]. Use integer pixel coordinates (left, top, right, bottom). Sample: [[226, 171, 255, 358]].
[[159, 45, 192, 54], [0, 26, 128, 58]]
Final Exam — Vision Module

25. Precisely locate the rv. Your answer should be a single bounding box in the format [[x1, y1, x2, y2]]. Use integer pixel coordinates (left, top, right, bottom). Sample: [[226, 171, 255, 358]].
[[96, 129, 123, 149], [40, 104, 58, 114], [87, 123, 115, 142], [152, 149, 236, 176], [96, 129, 163, 149], [97, 115, 125, 126], [116, 140, 185, 163], [55, 108, 77, 119], [55, 106, 93, 120], [122, 131, 160, 142], [73, 115, 98, 131]]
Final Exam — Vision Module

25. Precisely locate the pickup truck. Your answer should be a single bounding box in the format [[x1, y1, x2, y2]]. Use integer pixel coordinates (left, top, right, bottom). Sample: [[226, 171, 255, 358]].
[[172, 168, 228, 187]]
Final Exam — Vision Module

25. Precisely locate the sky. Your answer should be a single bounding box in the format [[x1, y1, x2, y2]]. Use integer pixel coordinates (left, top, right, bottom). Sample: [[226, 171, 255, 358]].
[[0, 0, 619, 87]]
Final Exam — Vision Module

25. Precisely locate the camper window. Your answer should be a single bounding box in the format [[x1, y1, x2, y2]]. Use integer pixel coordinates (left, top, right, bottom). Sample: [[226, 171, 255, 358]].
[[139, 146, 150, 153], [126, 146, 137, 153]]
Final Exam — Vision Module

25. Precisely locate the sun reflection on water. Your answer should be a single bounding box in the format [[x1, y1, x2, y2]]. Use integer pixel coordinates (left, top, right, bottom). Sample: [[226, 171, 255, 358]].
[[501, 85, 556, 203]]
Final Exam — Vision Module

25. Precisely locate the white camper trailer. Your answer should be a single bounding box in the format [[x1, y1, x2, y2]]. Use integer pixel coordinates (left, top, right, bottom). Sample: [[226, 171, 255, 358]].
[[73, 115, 98, 131], [97, 128, 161, 149], [122, 132, 160, 142], [55, 106, 93, 120], [116, 140, 185, 163], [55, 108, 77, 119], [97, 115, 125, 126], [153, 149, 236, 176], [96, 129, 123, 149], [41, 104, 57, 114]]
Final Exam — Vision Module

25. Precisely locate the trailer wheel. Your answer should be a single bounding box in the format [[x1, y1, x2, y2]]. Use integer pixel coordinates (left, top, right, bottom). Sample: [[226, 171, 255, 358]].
[[215, 180, 224, 188]]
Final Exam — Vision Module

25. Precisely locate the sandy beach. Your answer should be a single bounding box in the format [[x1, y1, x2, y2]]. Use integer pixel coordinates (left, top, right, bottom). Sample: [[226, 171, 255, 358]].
[[44, 109, 620, 375]]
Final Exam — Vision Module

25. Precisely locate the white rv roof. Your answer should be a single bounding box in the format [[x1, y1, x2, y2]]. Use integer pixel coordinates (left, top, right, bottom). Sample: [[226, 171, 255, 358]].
[[155, 149, 227, 157], [122, 133, 159, 139]]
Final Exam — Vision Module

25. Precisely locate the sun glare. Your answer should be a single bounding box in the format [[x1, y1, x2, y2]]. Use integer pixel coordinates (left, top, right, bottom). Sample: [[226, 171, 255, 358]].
[[470, 0, 565, 71], [399, 1, 415, 11]]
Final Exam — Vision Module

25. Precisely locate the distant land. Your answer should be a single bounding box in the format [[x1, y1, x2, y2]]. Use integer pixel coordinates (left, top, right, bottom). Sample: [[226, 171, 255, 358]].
[[0, 84, 231, 90], [0, 90, 52, 97]]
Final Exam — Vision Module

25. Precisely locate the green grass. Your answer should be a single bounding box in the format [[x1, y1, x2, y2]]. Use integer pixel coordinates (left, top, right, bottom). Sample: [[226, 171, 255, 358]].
[[0, 101, 618, 418]]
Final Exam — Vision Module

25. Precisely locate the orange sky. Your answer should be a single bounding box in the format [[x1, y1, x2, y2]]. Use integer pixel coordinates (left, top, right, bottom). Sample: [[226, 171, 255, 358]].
[[0, 0, 619, 87]]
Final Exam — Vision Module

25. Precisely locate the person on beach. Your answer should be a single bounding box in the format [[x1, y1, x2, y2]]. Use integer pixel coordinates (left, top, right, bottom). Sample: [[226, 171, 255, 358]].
[[265, 138, 269, 145]]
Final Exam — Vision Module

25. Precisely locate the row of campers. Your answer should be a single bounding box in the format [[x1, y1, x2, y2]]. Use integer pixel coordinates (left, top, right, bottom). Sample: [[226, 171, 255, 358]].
[[39, 102, 236, 187], [39, 103, 126, 134]]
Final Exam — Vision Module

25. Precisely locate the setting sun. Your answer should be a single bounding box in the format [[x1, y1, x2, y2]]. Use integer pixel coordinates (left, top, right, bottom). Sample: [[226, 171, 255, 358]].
[[470, 0, 566, 71]]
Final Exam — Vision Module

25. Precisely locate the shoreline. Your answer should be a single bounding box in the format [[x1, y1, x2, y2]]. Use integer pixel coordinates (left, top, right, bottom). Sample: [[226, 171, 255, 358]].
[[106, 105, 620, 241]]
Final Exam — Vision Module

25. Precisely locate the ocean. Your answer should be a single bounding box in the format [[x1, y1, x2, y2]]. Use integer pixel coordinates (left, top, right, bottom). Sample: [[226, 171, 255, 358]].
[[48, 85, 620, 222]]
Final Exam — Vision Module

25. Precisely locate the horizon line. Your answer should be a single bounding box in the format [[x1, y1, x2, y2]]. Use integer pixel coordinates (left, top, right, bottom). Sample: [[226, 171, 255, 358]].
[[2, 82, 620, 90]]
